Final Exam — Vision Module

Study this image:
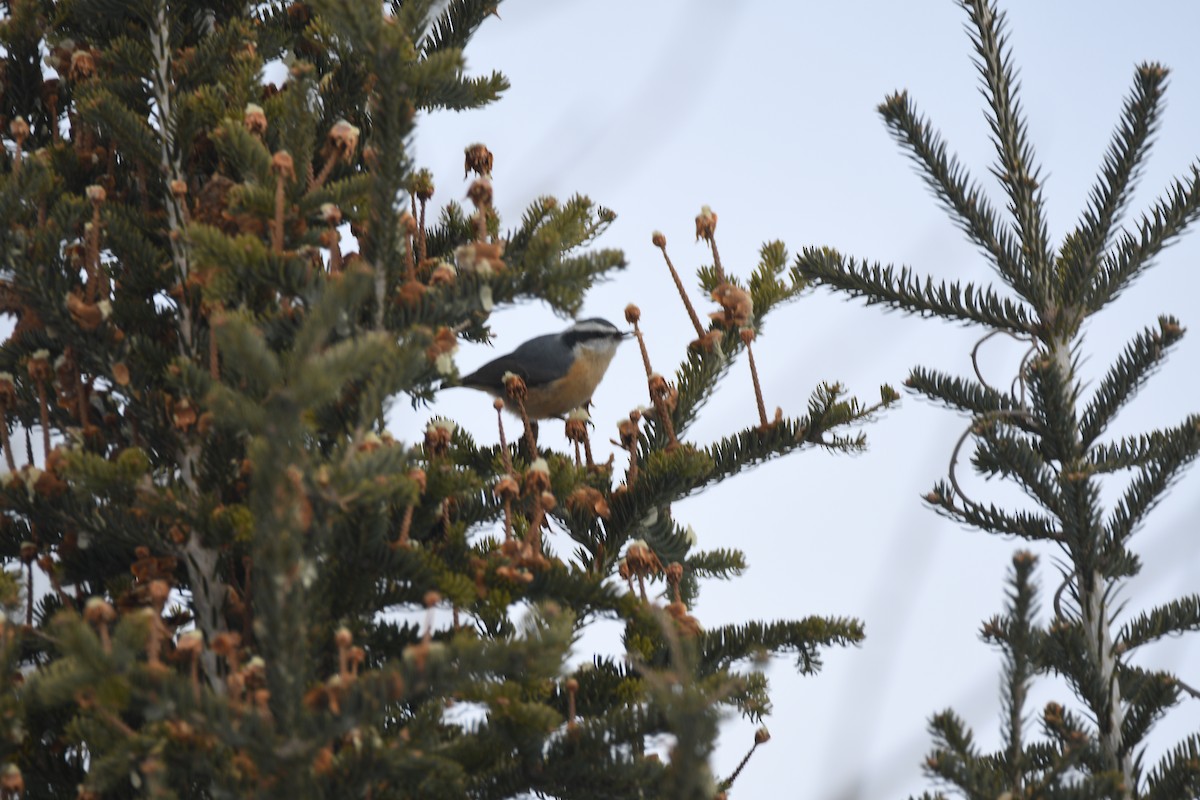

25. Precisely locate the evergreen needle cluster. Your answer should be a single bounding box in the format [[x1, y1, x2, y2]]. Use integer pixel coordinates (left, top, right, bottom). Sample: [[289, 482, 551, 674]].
[[0, 1, 892, 798]]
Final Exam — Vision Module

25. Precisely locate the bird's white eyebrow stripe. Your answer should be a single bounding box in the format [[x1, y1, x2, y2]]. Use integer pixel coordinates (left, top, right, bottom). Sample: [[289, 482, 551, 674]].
[[568, 320, 619, 336], [562, 322, 621, 348]]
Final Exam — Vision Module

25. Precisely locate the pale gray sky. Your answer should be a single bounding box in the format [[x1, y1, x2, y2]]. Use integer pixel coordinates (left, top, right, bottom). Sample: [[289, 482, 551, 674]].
[[397, 3, 1200, 797]]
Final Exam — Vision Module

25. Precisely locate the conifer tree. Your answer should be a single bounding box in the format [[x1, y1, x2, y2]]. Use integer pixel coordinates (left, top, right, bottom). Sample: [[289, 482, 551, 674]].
[[798, 2, 1200, 798], [0, 1, 893, 797]]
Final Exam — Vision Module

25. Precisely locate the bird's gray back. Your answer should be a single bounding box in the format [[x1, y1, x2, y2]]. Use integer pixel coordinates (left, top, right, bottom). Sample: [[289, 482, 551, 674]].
[[460, 332, 574, 389]]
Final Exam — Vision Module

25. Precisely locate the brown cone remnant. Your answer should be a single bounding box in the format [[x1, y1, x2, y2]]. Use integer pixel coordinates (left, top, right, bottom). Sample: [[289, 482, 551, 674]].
[[710, 282, 753, 329], [623, 539, 663, 602], [244, 103, 267, 138], [624, 305, 679, 449], [564, 408, 595, 469], [464, 143, 494, 178], [311, 119, 360, 190], [504, 373, 538, 458], [694, 205, 724, 282], [411, 168, 434, 263]]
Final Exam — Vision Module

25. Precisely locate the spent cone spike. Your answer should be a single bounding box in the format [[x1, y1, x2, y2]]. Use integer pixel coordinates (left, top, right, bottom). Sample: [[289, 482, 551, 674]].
[[740, 328, 770, 428], [653, 231, 705, 339], [695, 205, 724, 283], [270, 151, 294, 255], [494, 399, 516, 541], [564, 409, 594, 470], [624, 305, 679, 448], [503, 373, 538, 459]]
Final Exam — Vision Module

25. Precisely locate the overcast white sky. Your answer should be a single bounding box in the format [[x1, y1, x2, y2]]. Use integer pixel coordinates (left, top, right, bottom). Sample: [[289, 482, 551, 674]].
[[395, 3, 1200, 797]]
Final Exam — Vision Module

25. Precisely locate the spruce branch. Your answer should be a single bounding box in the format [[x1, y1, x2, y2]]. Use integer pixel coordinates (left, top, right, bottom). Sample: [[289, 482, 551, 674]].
[[1079, 316, 1185, 446], [905, 364, 1017, 416], [1105, 426, 1200, 547], [925, 478, 1059, 541], [938, 406, 1046, 528], [700, 618, 864, 676], [1061, 63, 1168, 304], [797, 247, 1035, 334], [420, 0, 502, 56], [74, 85, 160, 166], [1023, 348, 1082, 463], [918, 710, 1000, 798], [1088, 417, 1200, 473], [960, 0, 1053, 305], [1144, 733, 1200, 800], [971, 422, 1061, 514], [878, 90, 1025, 295], [683, 547, 747, 582], [749, 240, 806, 322], [1086, 164, 1200, 313], [1118, 664, 1183, 759], [698, 402, 875, 490], [995, 552, 1039, 797], [667, 340, 733, 439], [409, 47, 509, 112]]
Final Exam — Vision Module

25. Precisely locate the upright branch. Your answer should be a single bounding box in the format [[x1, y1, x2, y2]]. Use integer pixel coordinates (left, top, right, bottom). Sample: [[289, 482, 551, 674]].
[[961, 0, 1052, 306], [149, 0, 194, 352]]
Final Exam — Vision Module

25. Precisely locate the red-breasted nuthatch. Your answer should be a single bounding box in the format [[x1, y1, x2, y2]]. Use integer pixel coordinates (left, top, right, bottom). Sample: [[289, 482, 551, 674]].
[[458, 318, 628, 418]]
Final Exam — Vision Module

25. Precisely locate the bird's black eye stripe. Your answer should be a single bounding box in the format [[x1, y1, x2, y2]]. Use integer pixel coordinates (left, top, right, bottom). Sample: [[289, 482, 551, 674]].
[[563, 327, 621, 347]]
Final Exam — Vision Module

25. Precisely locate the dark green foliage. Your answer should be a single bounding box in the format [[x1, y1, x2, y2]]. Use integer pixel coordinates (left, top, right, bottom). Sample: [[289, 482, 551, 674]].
[[878, 90, 1023, 288], [799, 247, 1036, 334], [1079, 317, 1184, 446], [917, 555, 1129, 800], [0, 0, 893, 797], [797, 1, 1200, 797], [1061, 64, 1166, 303]]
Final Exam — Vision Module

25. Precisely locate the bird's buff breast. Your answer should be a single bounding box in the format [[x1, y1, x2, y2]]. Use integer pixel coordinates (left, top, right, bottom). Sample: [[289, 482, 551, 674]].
[[522, 347, 617, 418]]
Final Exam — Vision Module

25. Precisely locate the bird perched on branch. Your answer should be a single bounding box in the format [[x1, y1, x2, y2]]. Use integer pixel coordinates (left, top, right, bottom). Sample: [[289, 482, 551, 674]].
[[457, 318, 628, 419]]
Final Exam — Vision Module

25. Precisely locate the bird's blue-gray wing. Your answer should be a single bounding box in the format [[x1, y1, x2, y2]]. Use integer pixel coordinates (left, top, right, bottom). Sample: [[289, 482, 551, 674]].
[[458, 333, 573, 390]]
